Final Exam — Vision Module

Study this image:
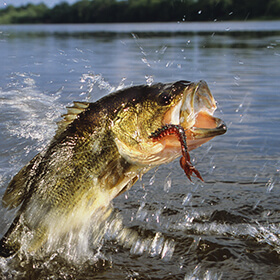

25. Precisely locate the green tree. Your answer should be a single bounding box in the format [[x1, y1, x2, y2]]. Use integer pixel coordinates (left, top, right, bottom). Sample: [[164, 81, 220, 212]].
[[0, 0, 279, 24], [46, 2, 72, 23]]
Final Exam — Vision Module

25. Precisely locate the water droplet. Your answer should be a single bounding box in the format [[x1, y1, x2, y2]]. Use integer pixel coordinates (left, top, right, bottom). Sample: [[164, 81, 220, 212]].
[[235, 103, 243, 113], [149, 174, 155, 185], [145, 75, 154, 86], [164, 176, 172, 192], [161, 239, 175, 261], [149, 232, 164, 257], [266, 177, 274, 193], [182, 193, 192, 206], [141, 57, 151, 67], [165, 61, 173, 68], [136, 202, 147, 221]]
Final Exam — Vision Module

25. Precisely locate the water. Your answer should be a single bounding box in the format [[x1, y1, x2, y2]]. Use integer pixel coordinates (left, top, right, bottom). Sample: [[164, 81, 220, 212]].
[[0, 21, 280, 279]]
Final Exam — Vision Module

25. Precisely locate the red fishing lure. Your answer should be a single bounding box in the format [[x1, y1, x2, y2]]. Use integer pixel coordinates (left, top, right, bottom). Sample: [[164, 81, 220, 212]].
[[149, 124, 203, 182]]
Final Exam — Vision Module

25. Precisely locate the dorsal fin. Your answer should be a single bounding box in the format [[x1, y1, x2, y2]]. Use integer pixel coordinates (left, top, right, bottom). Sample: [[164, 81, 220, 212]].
[[56, 101, 90, 136]]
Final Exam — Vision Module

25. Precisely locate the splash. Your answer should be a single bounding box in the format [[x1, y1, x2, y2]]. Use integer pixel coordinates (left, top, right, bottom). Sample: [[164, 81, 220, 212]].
[[106, 211, 175, 261], [184, 263, 223, 280], [79, 73, 129, 100], [0, 208, 176, 279], [1, 73, 61, 146]]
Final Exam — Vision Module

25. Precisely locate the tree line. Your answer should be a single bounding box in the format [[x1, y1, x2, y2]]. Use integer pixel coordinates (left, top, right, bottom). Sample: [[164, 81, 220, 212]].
[[0, 0, 279, 24]]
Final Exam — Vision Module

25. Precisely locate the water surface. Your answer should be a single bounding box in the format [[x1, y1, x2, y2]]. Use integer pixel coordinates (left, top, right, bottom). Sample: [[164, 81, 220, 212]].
[[0, 22, 280, 279]]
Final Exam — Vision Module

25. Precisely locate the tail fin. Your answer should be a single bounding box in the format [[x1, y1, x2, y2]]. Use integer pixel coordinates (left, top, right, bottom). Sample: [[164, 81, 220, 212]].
[[0, 216, 21, 258]]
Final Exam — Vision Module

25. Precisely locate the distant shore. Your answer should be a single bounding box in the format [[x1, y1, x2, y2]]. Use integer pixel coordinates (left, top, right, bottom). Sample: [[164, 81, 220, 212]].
[[0, 0, 279, 25]]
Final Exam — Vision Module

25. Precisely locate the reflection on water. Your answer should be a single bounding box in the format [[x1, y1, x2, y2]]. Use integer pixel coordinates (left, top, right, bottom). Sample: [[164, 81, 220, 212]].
[[0, 22, 280, 279]]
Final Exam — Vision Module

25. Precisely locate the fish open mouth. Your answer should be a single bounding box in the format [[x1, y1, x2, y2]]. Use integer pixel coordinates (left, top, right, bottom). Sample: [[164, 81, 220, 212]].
[[188, 111, 227, 139], [164, 80, 227, 151], [150, 80, 227, 180], [186, 111, 227, 151]]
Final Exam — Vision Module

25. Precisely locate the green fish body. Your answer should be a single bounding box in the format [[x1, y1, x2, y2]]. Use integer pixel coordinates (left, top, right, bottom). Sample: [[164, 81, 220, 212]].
[[0, 81, 226, 257]]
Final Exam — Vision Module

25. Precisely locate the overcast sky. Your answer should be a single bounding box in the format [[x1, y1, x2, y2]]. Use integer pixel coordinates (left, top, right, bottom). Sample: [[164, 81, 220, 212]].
[[3, 0, 78, 8]]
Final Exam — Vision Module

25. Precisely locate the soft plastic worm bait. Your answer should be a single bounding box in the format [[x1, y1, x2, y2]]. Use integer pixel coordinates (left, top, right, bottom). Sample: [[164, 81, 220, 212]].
[[149, 124, 203, 182]]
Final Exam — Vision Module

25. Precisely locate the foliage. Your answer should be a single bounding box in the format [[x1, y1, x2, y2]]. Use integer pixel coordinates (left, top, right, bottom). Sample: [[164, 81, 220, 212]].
[[0, 3, 48, 24], [0, 0, 280, 24]]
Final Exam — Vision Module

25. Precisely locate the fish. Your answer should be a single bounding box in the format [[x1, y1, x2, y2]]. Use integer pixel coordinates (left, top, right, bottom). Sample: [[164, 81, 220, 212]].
[[0, 80, 226, 258]]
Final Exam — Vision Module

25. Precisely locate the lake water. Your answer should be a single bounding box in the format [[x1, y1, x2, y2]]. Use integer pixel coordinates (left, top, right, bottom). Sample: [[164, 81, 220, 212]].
[[0, 21, 280, 279]]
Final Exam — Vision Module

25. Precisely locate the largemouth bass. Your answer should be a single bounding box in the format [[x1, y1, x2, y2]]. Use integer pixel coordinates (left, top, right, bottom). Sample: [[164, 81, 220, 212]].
[[0, 80, 226, 257]]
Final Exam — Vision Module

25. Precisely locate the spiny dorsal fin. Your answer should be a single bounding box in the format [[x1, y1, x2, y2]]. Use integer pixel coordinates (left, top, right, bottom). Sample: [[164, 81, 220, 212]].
[[56, 101, 90, 135]]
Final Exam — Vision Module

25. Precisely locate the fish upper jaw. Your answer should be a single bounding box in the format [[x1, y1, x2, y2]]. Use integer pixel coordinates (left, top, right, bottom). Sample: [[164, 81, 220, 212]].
[[164, 80, 226, 142], [179, 80, 217, 128]]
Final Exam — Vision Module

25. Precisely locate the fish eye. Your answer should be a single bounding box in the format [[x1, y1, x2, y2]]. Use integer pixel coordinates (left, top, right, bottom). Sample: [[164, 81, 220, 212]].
[[158, 90, 173, 106]]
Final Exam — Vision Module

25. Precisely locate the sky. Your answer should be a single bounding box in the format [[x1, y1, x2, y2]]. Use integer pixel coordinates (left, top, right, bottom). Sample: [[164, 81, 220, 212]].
[[2, 0, 78, 8]]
